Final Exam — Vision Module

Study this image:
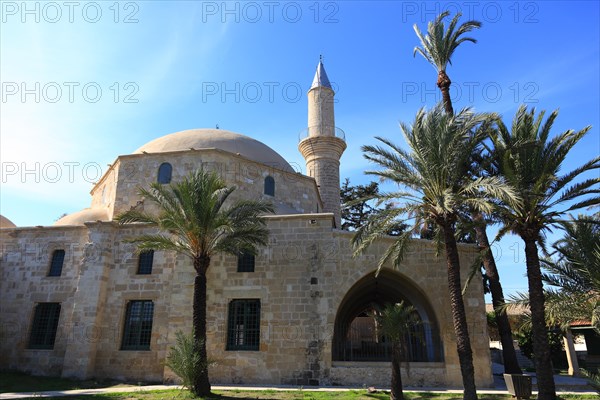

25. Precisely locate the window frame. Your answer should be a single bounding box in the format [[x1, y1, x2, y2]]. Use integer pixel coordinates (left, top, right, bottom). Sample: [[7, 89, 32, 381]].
[[264, 176, 275, 196], [121, 300, 154, 351], [226, 299, 261, 351], [237, 251, 255, 272], [136, 250, 154, 275], [48, 249, 65, 277], [157, 162, 172, 184], [28, 303, 61, 349]]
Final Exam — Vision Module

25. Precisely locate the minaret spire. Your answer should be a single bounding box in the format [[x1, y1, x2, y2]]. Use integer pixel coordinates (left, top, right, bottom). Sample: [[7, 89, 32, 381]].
[[299, 59, 346, 228], [311, 58, 332, 90]]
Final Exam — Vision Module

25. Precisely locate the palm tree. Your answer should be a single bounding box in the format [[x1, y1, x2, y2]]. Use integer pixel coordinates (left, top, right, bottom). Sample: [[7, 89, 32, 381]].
[[491, 106, 599, 400], [353, 103, 519, 400], [116, 169, 274, 396], [413, 12, 522, 373], [541, 214, 599, 330], [375, 301, 420, 400], [413, 11, 481, 115]]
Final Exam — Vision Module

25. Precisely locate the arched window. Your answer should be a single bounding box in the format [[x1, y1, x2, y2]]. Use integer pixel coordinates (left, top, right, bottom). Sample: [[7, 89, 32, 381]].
[[48, 249, 65, 277], [157, 163, 172, 184], [137, 250, 154, 274], [264, 176, 275, 196]]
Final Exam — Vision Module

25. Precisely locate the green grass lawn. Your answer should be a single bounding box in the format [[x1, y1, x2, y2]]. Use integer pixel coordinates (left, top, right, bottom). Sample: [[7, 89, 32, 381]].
[[23, 389, 599, 400], [1, 371, 596, 400], [0, 370, 136, 393]]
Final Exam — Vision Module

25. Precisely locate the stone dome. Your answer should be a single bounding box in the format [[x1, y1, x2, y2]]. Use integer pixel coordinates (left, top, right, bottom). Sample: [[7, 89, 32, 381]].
[[0, 215, 17, 229], [134, 129, 292, 171], [54, 208, 109, 226]]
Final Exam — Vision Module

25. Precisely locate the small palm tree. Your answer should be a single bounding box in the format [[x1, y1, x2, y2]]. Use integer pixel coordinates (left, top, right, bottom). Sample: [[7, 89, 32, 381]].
[[354, 103, 519, 400], [116, 169, 274, 396], [413, 11, 481, 115], [375, 302, 420, 400], [491, 106, 599, 400]]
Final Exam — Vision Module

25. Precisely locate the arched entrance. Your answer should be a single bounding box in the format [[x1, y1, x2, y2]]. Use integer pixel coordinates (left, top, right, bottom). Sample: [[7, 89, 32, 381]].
[[332, 269, 443, 362]]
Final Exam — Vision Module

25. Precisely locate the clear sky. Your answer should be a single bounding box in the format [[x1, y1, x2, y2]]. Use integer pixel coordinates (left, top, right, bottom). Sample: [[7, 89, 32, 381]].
[[1, 1, 599, 298]]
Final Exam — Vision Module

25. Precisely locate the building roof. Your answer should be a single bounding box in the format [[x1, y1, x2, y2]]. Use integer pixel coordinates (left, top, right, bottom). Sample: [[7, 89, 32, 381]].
[[0, 215, 16, 228], [133, 129, 293, 171], [310, 61, 332, 90], [570, 320, 592, 327], [54, 207, 110, 226]]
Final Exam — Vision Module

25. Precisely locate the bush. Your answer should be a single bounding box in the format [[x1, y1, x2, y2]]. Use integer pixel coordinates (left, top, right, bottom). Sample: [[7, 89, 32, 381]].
[[515, 325, 567, 368], [165, 330, 213, 390]]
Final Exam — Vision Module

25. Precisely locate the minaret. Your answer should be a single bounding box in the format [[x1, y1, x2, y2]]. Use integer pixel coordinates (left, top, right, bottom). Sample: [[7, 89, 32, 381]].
[[299, 59, 347, 227]]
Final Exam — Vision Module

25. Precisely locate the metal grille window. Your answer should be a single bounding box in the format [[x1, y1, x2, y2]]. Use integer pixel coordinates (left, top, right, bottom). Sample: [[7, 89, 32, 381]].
[[157, 162, 172, 184], [121, 300, 154, 350], [227, 299, 260, 351], [264, 176, 275, 196], [48, 249, 65, 277], [137, 250, 154, 274], [28, 303, 61, 349], [237, 252, 255, 272]]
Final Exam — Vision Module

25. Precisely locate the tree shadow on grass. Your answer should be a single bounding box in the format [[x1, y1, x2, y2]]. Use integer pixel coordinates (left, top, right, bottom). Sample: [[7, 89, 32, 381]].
[[364, 393, 391, 399], [46, 394, 268, 400]]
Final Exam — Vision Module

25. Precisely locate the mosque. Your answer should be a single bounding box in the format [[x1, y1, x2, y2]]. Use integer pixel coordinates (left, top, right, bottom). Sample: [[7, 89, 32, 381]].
[[0, 62, 492, 387]]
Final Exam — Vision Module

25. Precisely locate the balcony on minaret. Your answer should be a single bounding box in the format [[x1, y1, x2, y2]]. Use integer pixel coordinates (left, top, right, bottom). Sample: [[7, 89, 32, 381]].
[[298, 126, 345, 142]]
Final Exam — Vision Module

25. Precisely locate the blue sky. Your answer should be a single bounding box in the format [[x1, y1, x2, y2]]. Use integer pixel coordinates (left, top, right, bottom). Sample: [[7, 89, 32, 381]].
[[1, 1, 599, 298]]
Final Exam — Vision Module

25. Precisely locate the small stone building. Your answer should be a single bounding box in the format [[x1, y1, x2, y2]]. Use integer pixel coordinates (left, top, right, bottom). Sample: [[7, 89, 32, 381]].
[[0, 62, 492, 388]]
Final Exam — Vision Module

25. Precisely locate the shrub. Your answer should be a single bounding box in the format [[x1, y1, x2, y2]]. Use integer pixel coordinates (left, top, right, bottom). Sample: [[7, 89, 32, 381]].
[[165, 331, 213, 390]]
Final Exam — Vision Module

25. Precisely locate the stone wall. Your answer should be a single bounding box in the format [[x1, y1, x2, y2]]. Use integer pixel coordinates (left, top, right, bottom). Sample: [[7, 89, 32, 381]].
[[329, 362, 447, 387], [88, 149, 323, 221], [0, 226, 87, 375], [203, 213, 492, 387], [90, 161, 119, 217], [0, 212, 492, 388]]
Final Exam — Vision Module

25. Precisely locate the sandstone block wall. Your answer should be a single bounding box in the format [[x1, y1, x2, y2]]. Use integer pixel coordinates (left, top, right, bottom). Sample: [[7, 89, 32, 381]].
[[88, 150, 322, 221], [0, 226, 87, 375], [0, 213, 492, 388]]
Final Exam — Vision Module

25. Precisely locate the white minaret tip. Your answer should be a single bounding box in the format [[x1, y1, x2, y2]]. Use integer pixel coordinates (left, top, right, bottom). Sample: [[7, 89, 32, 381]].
[[310, 60, 332, 90]]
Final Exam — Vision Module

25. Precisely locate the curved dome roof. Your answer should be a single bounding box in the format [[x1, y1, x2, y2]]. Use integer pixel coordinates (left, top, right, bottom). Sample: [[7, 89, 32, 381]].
[[54, 208, 109, 226], [134, 129, 292, 171], [0, 215, 17, 229]]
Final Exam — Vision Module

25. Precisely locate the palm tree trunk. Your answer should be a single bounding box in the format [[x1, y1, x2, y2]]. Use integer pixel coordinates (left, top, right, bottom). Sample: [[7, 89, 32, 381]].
[[437, 70, 454, 115], [473, 216, 522, 374], [523, 237, 556, 400], [442, 221, 478, 400], [192, 257, 211, 396], [390, 342, 404, 400]]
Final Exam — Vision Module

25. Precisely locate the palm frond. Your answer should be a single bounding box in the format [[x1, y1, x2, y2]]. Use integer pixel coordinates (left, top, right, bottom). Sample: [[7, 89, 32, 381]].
[[491, 106, 598, 241], [354, 102, 507, 280], [413, 11, 481, 72], [114, 209, 159, 225], [125, 234, 192, 256], [116, 168, 274, 264]]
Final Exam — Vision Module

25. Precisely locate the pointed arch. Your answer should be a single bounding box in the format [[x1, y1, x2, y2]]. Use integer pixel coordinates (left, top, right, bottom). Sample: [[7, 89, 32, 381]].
[[332, 269, 443, 362]]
